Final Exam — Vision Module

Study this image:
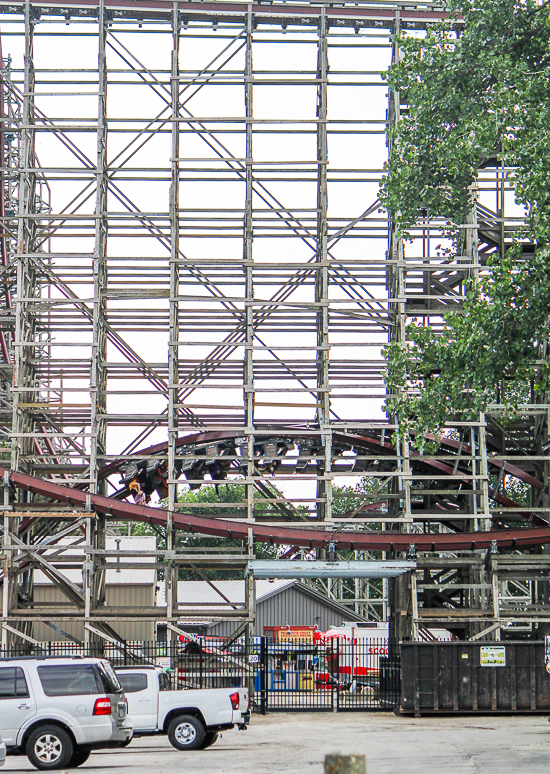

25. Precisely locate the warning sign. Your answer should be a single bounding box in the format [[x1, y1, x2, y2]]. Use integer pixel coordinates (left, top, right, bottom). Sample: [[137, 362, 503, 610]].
[[480, 646, 506, 667]]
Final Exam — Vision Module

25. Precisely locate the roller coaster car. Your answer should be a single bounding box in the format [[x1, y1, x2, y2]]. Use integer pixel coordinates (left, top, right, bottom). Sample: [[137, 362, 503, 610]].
[[249, 438, 294, 475], [175, 441, 234, 490], [120, 459, 174, 503], [294, 439, 326, 473], [181, 457, 232, 491]]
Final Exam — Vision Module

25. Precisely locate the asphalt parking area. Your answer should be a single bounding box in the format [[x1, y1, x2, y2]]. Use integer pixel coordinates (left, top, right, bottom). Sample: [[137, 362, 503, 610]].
[[3, 713, 550, 774]]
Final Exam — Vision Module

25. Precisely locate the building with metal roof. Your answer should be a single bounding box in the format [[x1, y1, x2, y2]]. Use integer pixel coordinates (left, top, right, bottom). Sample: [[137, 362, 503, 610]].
[[156, 579, 367, 638]]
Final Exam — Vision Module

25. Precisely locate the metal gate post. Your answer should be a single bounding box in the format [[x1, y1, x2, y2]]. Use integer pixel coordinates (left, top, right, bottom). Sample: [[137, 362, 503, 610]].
[[260, 636, 268, 715], [331, 640, 337, 713]]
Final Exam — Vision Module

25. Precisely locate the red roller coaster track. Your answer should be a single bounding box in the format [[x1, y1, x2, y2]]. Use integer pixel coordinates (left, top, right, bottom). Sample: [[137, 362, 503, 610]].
[[4, 464, 550, 553]]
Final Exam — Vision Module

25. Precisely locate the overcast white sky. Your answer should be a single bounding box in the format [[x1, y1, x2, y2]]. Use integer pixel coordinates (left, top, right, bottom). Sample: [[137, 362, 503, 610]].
[[3, 15, 520, 504]]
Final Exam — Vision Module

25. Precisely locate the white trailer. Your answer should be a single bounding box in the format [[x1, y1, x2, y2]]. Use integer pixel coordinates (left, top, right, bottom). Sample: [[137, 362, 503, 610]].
[[319, 624, 452, 680]]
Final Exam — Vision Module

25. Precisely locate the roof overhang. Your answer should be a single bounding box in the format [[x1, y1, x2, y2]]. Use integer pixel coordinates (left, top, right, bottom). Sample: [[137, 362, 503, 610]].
[[247, 560, 416, 579]]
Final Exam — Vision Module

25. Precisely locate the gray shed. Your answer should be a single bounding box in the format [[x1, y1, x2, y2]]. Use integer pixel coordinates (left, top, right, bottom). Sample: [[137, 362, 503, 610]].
[[26, 536, 157, 643], [157, 579, 367, 638]]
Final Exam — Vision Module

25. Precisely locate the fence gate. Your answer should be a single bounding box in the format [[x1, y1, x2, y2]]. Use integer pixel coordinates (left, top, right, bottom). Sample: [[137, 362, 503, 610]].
[[255, 637, 400, 713]]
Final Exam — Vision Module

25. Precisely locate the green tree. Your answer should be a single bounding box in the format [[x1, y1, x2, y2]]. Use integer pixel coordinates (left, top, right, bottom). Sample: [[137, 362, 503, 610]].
[[175, 483, 278, 579], [123, 483, 288, 579], [380, 0, 550, 448], [120, 479, 388, 579], [331, 476, 388, 522]]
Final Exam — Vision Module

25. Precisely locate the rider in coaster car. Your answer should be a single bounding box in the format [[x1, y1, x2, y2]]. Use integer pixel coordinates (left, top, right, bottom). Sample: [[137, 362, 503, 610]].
[[129, 477, 146, 505], [125, 460, 168, 503], [208, 458, 231, 495]]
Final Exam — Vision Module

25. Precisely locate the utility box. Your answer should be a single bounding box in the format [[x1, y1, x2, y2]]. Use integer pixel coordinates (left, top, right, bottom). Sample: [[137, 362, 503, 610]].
[[400, 641, 550, 713]]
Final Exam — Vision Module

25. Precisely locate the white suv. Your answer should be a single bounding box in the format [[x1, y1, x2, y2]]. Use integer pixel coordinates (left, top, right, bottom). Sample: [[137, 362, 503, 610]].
[[0, 656, 132, 770]]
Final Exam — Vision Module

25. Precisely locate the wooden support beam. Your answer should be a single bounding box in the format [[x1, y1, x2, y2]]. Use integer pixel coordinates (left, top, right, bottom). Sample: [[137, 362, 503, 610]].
[[5, 511, 95, 519], [1, 623, 43, 646], [469, 622, 501, 641], [84, 624, 156, 665]]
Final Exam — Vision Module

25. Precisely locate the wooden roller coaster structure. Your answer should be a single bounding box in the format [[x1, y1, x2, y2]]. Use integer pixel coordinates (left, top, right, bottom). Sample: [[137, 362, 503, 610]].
[[0, 0, 548, 649]]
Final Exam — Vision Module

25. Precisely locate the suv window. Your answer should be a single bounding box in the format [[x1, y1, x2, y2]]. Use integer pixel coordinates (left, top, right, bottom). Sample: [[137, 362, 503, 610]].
[[98, 662, 123, 694], [118, 673, 148, 693], [38, 664, 102, 697], [0, 667, 29, 698]]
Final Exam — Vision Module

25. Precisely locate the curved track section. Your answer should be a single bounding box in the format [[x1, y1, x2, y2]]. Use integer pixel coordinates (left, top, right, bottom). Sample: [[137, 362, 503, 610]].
[[4, 465, 550, 553], [96, 428, 548, 526]]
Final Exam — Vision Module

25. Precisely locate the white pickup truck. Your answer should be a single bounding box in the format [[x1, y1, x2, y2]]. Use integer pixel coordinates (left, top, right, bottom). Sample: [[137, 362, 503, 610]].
[[115, 666, 250, 751]]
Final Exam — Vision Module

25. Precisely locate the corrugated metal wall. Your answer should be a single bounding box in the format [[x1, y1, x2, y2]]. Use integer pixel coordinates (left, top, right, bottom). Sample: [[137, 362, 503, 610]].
[[209, 585, 357, 638], [28, 585, 155, 642]]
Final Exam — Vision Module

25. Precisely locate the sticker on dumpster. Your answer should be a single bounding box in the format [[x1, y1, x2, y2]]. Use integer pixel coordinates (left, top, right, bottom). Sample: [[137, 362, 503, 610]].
[[480, 646, 506, 667]]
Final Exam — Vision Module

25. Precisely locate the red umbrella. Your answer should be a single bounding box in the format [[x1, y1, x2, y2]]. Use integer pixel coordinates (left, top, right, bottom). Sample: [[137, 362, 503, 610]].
[[316, 630, 347, 643]]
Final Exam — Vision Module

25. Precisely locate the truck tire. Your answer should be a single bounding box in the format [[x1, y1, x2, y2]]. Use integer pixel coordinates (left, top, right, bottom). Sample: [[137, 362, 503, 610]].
[[167, 714, 205, 751], [198, 731, 218, 750], [26, 725, 74, 771], [68, 748, 91, 768]]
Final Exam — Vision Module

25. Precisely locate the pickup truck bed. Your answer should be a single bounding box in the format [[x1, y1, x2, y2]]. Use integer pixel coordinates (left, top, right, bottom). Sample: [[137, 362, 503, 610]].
[[116, 666, 250, 751]]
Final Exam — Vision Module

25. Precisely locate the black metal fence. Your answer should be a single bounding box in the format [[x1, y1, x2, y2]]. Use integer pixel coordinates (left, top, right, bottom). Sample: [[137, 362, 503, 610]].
[[0, 637, 401, 714]]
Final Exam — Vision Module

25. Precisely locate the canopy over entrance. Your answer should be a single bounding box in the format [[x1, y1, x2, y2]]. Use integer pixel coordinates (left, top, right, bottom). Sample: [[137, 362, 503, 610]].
[[246, 560, 416, 579]]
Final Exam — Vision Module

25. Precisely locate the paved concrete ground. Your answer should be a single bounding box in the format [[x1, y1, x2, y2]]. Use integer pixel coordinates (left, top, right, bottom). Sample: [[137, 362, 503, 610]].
[[4, 713, 550, 774]]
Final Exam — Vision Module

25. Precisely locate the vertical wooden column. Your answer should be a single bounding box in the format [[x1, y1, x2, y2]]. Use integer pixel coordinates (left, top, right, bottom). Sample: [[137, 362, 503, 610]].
[[467, 188, 493, 638], [1, 471, 10, 648], [11, 0, 36, 476], [316, 8, 332, 529], [90, 0, 108, 485], [386, 11, 412, 644], [468, 196, 491, 529], [86, 0, 108, 644], [5, 0, 36, 647], [243, 4, 256, 649], [167, 0, 181, 647], [387, 11, 410, 522]]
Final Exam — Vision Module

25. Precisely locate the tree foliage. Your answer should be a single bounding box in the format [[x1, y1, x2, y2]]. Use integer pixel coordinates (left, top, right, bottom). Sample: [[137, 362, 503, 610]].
[[123, 479, 387, 578], [331, 476, 388, 522], [380, 0, 550, 447], [176, 483, 279, 579], [126, 484, 279, 579]]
